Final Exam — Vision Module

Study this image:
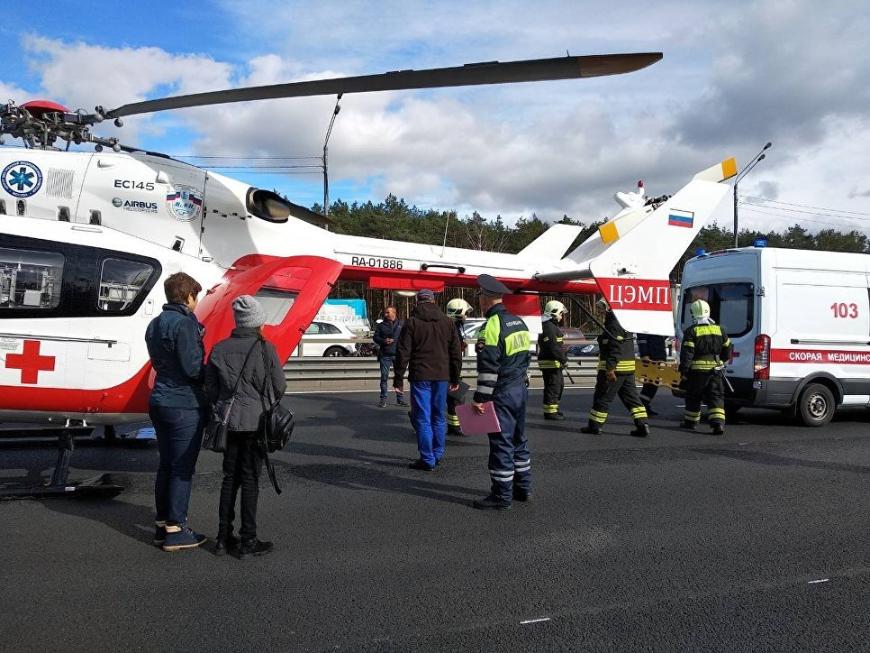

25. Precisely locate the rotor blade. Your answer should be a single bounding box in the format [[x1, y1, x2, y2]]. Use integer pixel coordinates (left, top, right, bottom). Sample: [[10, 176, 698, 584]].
[[106, 52, 662, 118]]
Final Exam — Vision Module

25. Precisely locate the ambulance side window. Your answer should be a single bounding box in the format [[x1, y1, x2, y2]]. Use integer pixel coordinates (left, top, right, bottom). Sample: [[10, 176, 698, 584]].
[[682, 283, 754, 337], [0, 246, 64, 311]]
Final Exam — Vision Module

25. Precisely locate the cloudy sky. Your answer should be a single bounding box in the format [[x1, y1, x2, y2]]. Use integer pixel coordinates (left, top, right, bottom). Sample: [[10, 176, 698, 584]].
[[2, 0, 869, 233]]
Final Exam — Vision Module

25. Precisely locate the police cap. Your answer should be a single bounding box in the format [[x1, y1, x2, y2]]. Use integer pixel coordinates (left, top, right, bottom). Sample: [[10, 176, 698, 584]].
[[476, 274, 512, 297]]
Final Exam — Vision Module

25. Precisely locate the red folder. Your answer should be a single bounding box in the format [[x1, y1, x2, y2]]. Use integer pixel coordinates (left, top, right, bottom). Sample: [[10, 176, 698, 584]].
[[455, 401, 501, 435]]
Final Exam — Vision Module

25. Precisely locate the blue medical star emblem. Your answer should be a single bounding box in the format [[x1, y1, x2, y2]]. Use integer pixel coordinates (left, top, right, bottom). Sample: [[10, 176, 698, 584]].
[[8, 167, 34, 191], [1, 160, 43, 198]]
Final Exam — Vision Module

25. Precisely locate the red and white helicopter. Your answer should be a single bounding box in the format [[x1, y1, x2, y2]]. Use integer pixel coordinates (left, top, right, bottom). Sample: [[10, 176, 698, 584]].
[[0, 51, 736, 440]]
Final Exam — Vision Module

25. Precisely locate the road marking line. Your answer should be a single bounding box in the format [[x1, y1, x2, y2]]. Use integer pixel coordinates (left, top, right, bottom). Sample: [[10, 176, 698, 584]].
[[520, 617, 551, 625], [808, 578, 830, 584]]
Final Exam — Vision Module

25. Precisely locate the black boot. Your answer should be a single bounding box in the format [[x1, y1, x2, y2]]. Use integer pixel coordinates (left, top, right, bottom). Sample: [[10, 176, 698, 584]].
[[679, 420, 696, 430], [711, 422, 725, 436], [237, 539, 274, 559], [215, 526, 239, 557], [544, 413, 565, 421], [447, 425, 465, 436], [630, 423, 650, 438], [580, 420, 601, 435], [473, 494, 511, 510]]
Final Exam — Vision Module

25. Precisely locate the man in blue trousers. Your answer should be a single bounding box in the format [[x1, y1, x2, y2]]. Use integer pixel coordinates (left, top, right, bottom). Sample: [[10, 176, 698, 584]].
[[394, 289, 463, 471], [471, 275, 532, 510]]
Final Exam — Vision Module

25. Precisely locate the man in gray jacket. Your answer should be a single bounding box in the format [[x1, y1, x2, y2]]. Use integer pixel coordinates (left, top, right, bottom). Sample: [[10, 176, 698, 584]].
[[204, 295, 286, 558]]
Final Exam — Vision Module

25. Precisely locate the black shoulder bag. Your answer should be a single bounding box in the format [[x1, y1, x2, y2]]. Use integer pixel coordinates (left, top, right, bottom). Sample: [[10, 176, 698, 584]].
[[202, 339, 260, 453], [258, 340, 295, 494]]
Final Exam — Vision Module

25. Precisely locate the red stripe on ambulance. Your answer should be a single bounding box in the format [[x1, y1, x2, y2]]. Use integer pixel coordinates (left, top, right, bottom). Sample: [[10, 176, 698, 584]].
[[771, 349, 870, 365]]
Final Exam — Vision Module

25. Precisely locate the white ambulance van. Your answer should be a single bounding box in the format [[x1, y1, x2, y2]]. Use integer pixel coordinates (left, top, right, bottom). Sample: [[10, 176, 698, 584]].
[[677, 246, 870, 426]]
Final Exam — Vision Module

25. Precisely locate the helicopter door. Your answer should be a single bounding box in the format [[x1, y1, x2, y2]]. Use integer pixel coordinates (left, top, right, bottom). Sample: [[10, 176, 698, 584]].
[[196, 255, 344, 363]]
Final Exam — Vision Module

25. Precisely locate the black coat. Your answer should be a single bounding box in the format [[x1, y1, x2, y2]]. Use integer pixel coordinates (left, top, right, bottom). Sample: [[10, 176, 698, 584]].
[[204, 328, 287, 432], [637, 334, 667, 361], [373, 318, 403, 358], [394, 302, 462, 384]]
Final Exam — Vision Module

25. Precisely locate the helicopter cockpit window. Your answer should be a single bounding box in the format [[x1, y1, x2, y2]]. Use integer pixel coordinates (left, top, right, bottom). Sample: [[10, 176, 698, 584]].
[[246, 188, 292, 223], [98, 258, 156, 313], [0, 247, 64, 310]]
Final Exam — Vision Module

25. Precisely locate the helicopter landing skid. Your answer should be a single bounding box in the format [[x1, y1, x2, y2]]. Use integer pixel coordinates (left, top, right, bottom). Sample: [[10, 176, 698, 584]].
[[0, 427, 124, 500]]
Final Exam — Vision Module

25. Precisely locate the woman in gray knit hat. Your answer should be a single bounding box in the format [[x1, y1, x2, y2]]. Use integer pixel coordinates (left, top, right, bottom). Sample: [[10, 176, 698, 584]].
[[204, 295, 286, 558]]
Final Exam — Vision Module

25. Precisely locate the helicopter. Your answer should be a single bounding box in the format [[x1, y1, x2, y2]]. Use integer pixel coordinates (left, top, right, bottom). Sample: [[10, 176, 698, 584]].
[[0, 51, 737, 495]]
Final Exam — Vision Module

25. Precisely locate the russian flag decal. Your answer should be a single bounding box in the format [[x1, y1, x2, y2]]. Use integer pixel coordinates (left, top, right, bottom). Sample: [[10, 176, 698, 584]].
[[668, 208, 694, 228]]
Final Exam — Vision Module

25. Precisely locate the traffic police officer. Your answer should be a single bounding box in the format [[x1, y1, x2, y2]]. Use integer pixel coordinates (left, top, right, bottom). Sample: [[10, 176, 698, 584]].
[[580, 300, 650, 437], [679, 299, 733, 435], [637, 333, 668, 416], [445, 298, 473, 435], [471, 274, 532, 510], [538, 300, 568, 420]]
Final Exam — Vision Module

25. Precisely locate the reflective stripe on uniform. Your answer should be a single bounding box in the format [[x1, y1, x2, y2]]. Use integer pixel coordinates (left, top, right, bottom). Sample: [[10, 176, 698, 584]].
[[543, 403, 559, 414], [615, 360, 636, 372], [482, 314, 501, 346], [447, 414, 461, 426], [630, 406, 648, 420], [538, 360, 561, 369], [690, 360, 719, 370], [708, 407, 726, 421], [505, 330, 531, 356], [590, 409, 608, 423], [693, 325, 723, 337], [475, 385, 494, 395], [683, 410, 701, 423], [514, 459, 531, 473], [478, 373, 499, 382]]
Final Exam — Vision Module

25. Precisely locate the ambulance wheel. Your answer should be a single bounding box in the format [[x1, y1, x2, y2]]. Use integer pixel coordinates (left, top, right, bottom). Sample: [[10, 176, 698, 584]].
[[797, 383, 835, 427]]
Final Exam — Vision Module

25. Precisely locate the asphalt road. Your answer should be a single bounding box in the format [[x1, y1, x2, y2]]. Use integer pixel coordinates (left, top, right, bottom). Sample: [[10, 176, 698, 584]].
[[2, 389, 870, 652]]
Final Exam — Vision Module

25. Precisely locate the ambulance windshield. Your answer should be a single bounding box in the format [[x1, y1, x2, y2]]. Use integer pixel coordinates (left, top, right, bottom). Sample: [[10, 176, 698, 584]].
[[681, 283, 754, 337]]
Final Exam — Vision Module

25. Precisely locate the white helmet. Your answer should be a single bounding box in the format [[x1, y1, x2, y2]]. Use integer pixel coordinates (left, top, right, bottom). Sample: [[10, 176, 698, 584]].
[[446, 298, 473, 319], [690, 299, 711, 322], [544, 300, 567, 320]]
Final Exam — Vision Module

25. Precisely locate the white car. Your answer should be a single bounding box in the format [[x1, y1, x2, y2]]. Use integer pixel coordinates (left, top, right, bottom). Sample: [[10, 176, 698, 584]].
[[298, 320, 358, 357]]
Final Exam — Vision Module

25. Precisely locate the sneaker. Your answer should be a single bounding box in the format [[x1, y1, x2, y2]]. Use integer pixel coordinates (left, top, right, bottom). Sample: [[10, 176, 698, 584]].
[[153, 522, 167, 546], [237, 539, 274, 559], [162, 526, 207, 552], [513, 488, 531, 502], [215, 535, 240, 557], [544, 413, 565, 421], [711, 423, 725, 436], [580, 425, 601, 435], [409, 459, 435, 471], [447, 426, 465, 436], [473, 494, 511, 510], [679, 420, 697, 431], [630, 423, 650, 438], [378, 399, 387, 408]]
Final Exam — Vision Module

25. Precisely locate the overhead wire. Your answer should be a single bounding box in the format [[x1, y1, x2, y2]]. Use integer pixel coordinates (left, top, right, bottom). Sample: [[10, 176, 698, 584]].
[[741, 195, 870, 217], [737, 204, 870, 232]]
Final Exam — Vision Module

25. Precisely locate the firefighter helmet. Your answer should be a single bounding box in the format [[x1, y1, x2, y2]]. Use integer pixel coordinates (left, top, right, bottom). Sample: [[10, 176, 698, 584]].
[[544, 300, 567, 320], [690, 299, 711, 321], [446, 298, 473, 319]]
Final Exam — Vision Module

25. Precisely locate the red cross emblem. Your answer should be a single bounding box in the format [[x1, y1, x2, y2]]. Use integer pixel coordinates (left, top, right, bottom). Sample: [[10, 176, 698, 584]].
[[5, 339, 56, 384]]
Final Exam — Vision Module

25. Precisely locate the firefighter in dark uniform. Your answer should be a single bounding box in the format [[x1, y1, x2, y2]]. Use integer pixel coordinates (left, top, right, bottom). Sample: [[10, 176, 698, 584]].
[[471, 274, 532, 510], [538, 300, 568, 420], [580, 300, 650, 437], [445, 298, 473, 435], [679, 299, 732, 435], [637, 333, 668, 416]]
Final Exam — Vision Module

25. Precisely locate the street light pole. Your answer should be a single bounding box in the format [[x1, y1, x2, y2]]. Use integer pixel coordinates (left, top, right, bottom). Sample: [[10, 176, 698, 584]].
[[323, 93, 343, 220], [733, 141, 772, 247]]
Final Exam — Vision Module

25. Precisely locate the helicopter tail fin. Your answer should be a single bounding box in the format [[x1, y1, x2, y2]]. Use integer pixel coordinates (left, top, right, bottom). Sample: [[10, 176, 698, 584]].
[[517, 223, 584, 260], [534, 159, 737, 335]]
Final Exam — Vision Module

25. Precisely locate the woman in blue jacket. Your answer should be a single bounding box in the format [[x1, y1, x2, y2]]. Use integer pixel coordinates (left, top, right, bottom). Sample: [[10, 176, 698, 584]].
[[145, 272, 208, 552]]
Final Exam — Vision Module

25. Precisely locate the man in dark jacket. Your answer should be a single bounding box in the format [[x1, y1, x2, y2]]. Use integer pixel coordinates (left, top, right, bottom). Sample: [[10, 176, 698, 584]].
[[580, 302, 650, 437], [538, 300, 569, 420], [145, 272, 208, 552], [372, 306, 406, 408], [394, 289, 462, 470]]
